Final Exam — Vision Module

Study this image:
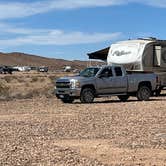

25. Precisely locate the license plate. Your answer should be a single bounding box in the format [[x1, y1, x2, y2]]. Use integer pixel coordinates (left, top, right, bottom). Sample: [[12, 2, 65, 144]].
[[59, 95, 64, 98]]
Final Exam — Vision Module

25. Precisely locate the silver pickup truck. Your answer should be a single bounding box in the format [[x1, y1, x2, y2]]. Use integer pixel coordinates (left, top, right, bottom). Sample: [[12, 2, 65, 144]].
[[55, 65, 158, 103]]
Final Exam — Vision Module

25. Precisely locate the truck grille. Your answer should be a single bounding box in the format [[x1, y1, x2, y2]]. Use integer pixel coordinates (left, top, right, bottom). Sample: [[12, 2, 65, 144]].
[[56, 82, 70, 88]]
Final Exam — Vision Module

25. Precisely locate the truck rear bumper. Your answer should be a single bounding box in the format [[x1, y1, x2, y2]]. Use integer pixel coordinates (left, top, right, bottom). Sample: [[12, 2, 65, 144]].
[[55, 88, 81, 99]]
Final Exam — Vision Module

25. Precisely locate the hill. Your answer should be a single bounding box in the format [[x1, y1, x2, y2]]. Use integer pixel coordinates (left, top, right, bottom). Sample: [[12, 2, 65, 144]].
[[0, 52, 102, 70]]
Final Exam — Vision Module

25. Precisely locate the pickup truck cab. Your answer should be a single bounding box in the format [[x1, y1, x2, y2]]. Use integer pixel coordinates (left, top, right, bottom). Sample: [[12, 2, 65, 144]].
[[55, 65, 157, 103]]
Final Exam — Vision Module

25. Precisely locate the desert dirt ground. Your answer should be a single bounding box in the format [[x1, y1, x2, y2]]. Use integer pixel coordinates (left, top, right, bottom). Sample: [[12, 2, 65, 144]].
[[0, 72, 165, 165]]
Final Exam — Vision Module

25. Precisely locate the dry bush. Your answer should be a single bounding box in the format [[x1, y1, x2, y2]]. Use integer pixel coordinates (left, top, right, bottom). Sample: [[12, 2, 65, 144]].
[[0, 73, 58, 100], [17, 78, 25, 83], [25, 82, 30, 87], [48, 75, 57, 82], [31, 77, 38, 82], [11, 86, 54, 100], [40, 77, 45, 82], [0, 82, 9, 98], [3, 76, 14, 83]]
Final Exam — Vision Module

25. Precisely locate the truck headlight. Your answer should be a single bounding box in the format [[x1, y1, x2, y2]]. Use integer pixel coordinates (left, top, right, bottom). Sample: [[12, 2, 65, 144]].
[[70, 79, 80, 88]]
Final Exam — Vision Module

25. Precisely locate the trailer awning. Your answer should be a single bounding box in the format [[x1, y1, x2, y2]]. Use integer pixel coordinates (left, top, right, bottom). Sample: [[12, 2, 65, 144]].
[[87, 47, 110, 60]]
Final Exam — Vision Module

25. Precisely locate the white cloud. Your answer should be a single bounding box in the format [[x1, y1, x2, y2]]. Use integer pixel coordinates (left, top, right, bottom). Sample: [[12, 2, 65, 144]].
[[127, 0, 166, 8], [145, 0, 166, 8], [0, 31, 122, 46], [0, 0, 165, 19], [0, 0, 126, 19], [0, 24, 122, 47], [0, 23, 62, 35]]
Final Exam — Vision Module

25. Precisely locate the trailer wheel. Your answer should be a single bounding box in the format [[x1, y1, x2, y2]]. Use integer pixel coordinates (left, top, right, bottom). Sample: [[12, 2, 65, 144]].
[[137, 86, 151, 101], [80, 88, 95, 103], [118, 95, 129, 102]]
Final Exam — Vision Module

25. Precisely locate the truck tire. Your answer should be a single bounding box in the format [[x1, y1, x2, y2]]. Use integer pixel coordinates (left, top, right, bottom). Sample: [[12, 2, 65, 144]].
[[61, 98, 74, 103], [136, 86, 151, 101], [118, 95, 129, 102], [80, 88, 95, 103]]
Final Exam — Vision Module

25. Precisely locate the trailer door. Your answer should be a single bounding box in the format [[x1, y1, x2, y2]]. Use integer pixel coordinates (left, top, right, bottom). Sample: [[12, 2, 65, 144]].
[[154, 46, 161, 66]]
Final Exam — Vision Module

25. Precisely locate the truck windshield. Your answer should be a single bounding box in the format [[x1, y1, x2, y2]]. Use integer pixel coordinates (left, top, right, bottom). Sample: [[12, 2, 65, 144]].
[[79, 67, 100, 77]]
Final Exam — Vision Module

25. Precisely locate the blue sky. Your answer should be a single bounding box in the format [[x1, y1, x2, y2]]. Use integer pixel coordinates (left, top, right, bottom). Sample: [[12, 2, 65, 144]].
[[1, 0, 166, 60]]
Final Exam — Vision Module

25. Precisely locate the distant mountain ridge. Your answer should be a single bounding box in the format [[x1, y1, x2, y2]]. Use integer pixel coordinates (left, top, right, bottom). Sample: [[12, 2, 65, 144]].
[[0, 52, 100, 70]]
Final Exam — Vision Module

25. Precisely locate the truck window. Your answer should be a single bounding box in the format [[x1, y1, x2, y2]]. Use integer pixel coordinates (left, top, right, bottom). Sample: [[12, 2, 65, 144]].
[[79, 67, 100, 77], [114, 67, 123, 76], [100, 67, 113, 77]]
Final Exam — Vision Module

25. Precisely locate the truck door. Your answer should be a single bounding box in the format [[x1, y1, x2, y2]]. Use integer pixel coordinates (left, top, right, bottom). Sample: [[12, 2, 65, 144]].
[[112, 67, 128, 93], [96, 67, 116, 94]]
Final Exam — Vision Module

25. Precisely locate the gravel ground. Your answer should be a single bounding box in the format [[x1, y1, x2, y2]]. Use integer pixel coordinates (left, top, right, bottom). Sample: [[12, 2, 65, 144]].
[[0, 96, 165, 165]]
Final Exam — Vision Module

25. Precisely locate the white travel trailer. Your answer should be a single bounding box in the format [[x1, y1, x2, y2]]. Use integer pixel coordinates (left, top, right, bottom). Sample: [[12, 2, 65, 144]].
[[88, 38, 166, 71], [88, 38, 166, 94]]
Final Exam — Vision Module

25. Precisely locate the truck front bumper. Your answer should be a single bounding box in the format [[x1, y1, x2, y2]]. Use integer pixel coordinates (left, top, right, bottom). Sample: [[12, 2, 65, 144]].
[[55, 88, 81, 99]]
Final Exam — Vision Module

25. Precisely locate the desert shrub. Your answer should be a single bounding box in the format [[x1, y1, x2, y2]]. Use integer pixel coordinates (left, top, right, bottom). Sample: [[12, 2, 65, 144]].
[[0, 82, 9, 97], [23, 90, 40, 99], [4, 76, 13, 83], [42, 86, 55, 97], [13, 89, 41, 99], [22, 88, 53, 99], [48, 75, 58, 83], [17, 78, 25, 83], [40, 78, 45, 82], [31, 77, 38, 82], [25, 82, 30, 87]]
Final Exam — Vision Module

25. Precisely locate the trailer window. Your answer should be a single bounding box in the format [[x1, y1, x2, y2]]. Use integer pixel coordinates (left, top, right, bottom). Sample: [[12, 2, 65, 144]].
[[114, 67, 123, 76]]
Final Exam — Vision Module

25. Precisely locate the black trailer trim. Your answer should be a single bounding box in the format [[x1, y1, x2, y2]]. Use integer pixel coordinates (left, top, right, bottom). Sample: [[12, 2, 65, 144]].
[[87, 47, 110, 60]]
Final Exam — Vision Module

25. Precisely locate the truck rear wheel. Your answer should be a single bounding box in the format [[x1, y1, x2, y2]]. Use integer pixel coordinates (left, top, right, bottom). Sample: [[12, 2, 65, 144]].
[[137, 86, 151, 101], [118, 95, 129, 102], [80, 88, 95, 103]]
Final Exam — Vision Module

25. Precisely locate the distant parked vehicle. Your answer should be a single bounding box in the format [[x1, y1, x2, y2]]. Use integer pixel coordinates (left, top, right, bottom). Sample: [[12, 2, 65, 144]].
[[38, 66, 48, 72], [73, 69, 80, 73], [12, 66, 31, 72], [0, 66, 13, 74], [30, 66, 38, 71], [11, 67, 19, 72], [0, 66, 3, 73], [64, 66, 72, 72], [12, 66, 20, 71]]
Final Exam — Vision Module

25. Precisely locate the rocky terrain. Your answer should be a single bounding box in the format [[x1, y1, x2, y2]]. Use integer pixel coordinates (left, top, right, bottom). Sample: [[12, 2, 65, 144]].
[[0, 72, 165, 165]]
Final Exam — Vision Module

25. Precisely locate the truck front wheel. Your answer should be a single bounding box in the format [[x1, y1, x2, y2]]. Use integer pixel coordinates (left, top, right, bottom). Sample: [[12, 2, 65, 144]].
[[137, 86, 151, 101], [80, 88, 95, 103]]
